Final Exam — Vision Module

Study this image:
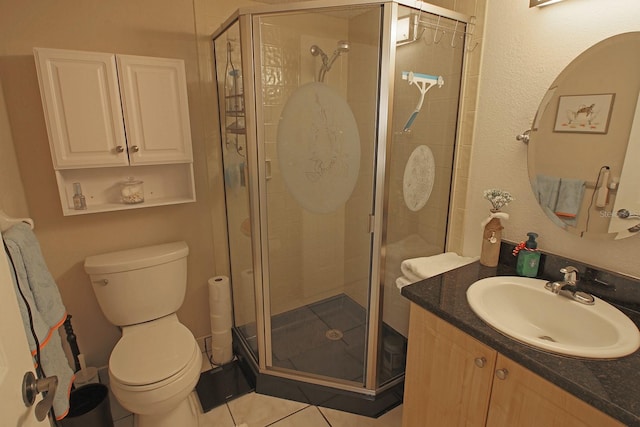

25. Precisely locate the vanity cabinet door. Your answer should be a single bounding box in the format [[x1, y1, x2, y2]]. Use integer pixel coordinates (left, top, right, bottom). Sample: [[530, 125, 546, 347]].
[[34, 48, 129, 168], [486, 354, 624, 427], [403, 303, 497, 427], [116, 55, 193, 165]]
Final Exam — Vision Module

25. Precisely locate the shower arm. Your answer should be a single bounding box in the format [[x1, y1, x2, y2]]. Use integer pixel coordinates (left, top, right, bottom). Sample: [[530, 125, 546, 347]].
[[311, 41, 349, 83]]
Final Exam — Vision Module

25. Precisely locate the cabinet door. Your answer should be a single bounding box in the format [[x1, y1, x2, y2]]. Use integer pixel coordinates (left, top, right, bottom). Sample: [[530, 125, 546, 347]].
[[403, 303, 497, 427], [116, 55, 193, 165], [487, 354, 625, 427], [34, 48, 129, 168]]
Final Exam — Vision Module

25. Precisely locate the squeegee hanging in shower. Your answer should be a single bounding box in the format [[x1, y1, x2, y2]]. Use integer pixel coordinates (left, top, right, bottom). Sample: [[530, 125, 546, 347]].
[[402, 71, 444, 132]]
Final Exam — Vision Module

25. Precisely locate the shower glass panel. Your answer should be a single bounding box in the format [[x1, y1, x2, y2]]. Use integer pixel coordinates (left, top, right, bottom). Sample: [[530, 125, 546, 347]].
[[212, 1, 473, 410], [213, 22, 258, 363], [253, 6, 382, 384], [378, 6, 465, 386]]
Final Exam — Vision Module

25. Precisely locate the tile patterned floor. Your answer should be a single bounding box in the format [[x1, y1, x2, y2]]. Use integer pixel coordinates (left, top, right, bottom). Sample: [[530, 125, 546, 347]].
[[112, 295, 404, 426], [112, 349, 403, 427]]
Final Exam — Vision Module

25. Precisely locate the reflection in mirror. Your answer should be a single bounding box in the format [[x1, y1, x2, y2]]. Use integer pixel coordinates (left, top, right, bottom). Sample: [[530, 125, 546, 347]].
[[528, 32, 640, 240]]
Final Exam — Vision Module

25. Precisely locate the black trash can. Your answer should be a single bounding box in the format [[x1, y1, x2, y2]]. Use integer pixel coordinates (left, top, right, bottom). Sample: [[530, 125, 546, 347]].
[[61, 383, 114, 427]]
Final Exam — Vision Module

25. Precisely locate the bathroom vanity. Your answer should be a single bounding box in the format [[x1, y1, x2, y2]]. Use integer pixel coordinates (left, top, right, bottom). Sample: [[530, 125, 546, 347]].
[[400, 251, 640, 427]]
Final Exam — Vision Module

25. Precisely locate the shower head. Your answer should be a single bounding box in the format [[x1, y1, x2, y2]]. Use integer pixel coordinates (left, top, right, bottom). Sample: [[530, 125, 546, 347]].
[[336, 40, 350, 53], [310, 44, 325, 57], [310, 40, 350, 82]]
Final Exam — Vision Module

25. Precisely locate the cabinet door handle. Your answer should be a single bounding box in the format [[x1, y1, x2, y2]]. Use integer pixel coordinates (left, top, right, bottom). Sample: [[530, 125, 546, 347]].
[[115, 145, 125, 153], [495, 368, 509, 380], [130, 145, 140, 153], [474, 357, 486, 368]]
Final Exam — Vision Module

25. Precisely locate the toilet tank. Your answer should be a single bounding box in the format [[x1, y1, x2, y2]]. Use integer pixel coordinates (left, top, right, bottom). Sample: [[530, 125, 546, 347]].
[[84, 241, 189, 326]]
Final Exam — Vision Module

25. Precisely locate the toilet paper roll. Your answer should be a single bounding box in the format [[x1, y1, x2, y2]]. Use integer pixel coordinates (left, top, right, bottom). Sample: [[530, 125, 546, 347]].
[[211, 329, 233, 365], [208, 276, 233, 365], [208, 276, 232, 302], [208, 276, 233, 332], [211, 329, 232, 346], [210, 313, 232, 333]]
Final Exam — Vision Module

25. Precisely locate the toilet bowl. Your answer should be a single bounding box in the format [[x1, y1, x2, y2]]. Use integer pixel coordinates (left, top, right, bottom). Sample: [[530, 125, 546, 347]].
[[84, 242, 202, 427], [109, 314, 202, 422]]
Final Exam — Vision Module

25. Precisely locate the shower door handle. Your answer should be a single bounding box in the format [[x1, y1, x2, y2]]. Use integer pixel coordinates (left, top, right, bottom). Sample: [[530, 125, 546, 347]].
[[265, 158, 272, 181]]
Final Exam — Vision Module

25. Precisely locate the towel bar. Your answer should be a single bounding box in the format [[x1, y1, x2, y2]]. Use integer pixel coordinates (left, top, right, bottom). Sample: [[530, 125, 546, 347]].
[[0, 209, 34, 231]]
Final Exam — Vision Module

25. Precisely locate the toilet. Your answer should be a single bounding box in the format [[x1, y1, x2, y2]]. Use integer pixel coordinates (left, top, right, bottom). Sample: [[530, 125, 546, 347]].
[[84, 241, 202, 427]]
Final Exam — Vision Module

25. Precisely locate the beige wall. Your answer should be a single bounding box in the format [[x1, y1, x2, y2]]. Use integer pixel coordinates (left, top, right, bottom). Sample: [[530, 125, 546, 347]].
[[8, 0, 636, 374], [464, 0, 640, 278], [0, 79, 29, 216], [0, 0, 258, 368]]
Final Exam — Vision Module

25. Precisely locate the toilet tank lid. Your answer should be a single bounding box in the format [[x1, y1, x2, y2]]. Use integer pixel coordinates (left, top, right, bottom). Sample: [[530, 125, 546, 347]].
[[84, 241, 188, 274]]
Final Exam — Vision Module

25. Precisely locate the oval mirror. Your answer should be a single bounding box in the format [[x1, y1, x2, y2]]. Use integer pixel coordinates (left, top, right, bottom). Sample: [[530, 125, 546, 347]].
[[528, 32, 640, 240]]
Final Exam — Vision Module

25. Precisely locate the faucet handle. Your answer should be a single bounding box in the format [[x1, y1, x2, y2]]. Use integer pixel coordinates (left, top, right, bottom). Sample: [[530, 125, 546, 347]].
[[560, 266, 579, 284]]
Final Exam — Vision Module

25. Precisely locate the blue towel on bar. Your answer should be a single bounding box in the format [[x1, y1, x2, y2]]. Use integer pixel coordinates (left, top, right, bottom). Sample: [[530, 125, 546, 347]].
[[534, 174, 560, 214], [3, 223, 74, 420], [555, 178, 586, 226]]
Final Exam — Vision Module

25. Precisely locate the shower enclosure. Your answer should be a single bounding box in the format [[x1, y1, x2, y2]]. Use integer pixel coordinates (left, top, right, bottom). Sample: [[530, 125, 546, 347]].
[[212, 0, 471, 415]]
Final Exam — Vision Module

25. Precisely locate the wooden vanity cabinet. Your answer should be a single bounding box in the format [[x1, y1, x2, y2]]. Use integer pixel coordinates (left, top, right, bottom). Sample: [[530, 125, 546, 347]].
[[403, 302, 497, 426], [403, 303, 624, 427]]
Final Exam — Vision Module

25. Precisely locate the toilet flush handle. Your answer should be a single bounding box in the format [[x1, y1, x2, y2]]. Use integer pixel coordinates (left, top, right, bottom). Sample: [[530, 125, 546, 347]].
[[93, 279, 109, 286]]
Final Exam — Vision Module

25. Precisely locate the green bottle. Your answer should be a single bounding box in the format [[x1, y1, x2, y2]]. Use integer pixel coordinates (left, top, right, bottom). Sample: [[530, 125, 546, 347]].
[[516, 232, 540, 277]]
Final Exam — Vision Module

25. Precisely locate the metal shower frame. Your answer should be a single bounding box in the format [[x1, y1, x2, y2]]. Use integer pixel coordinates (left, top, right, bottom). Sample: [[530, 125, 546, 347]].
[[211, 0, 473, 397]]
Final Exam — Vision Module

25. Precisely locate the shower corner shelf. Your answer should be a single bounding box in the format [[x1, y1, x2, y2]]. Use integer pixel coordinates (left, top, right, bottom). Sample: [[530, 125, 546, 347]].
[[226, 122, 246, 134], [224, 91, 246, 133]]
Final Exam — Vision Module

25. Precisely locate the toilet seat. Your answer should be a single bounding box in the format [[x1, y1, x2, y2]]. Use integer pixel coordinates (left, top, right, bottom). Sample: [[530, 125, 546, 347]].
[[110, 317, 199, 388]]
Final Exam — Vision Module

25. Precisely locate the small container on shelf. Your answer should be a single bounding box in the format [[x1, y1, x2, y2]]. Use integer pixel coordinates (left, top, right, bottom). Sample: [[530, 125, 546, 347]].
[[120, 177, 144, 204], [72, 182, 87, 210]]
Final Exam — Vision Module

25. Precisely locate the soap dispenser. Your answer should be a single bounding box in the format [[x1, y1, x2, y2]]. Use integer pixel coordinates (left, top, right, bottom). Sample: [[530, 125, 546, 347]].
[[516, 232, 540, 277]]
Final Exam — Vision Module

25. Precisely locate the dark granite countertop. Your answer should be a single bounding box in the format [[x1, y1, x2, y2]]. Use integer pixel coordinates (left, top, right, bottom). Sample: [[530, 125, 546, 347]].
[[400, 261, 640, 427]]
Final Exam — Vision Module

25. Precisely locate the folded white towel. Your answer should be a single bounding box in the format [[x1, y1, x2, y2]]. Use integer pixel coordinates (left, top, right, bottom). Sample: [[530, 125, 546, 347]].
[[395, 276, 413, 288], [4, 223, 74, 420], [397, 252, 479, 289]]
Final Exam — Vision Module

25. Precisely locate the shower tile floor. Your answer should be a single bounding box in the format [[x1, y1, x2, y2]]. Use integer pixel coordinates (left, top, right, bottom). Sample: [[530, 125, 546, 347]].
[[240, 294, 406, 384]]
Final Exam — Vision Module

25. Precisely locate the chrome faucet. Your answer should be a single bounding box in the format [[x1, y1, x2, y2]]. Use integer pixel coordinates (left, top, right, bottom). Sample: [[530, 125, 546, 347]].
[[545, 266, 595, 305]]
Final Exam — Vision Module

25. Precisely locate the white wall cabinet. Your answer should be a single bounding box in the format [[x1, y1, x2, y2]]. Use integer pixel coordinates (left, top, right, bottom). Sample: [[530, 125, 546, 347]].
[[34, 47, 195, 215]]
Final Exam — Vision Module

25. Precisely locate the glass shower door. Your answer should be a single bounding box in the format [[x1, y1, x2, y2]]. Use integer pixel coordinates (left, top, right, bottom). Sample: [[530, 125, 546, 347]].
[[253, 6, 382, 384], [213, 21, 259, 362]]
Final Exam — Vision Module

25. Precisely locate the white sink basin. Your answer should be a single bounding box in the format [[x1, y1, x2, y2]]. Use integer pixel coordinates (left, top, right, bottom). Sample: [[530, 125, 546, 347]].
[[466, 276, 640, 359]]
